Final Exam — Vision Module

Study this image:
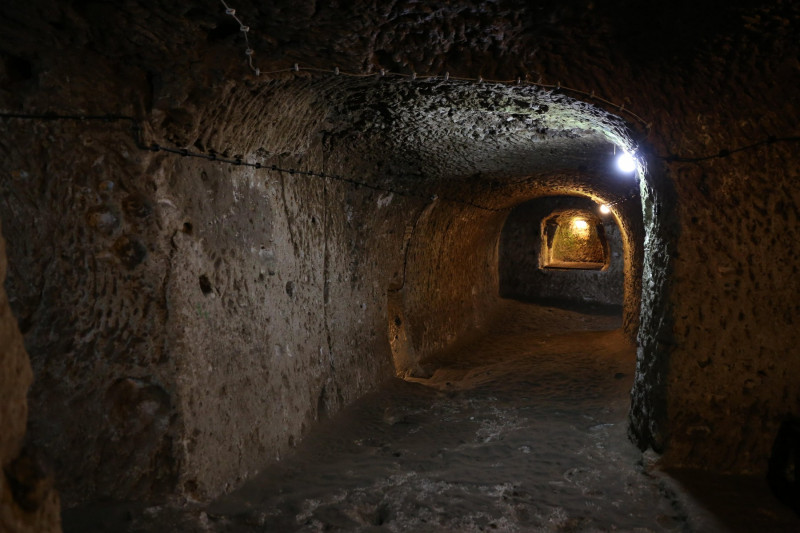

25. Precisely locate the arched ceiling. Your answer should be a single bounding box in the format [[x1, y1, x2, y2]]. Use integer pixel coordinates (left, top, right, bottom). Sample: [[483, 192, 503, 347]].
[[0, 0, 647, 213], [317, 78, 639, 210]]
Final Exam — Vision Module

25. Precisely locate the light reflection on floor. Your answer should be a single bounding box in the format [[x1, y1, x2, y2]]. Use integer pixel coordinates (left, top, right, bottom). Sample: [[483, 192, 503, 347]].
[[65, 301, 798, 532]]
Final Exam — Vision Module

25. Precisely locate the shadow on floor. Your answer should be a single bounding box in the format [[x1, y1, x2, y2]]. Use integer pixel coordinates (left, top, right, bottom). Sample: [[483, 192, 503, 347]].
[[663, 468, 800, 532], [62, 301, 800, 532], [503, 295, 623, 317]]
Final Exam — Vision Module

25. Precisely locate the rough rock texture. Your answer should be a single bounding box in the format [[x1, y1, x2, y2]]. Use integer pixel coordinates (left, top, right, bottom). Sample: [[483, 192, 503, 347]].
[[624, 3, 800, 472], [0, 220, 61, 532], [1, 66, 639, 507], [500, 196, 627, 307], [0, 0, 799, 511]]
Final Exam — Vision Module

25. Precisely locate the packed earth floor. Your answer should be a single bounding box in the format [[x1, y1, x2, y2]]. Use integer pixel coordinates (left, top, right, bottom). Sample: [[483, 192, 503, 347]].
[[65, 301, 800, 532]]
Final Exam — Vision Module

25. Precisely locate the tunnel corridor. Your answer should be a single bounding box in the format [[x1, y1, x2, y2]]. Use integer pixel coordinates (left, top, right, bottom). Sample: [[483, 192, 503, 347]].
[[63, 300, 660, 531], [2, 70, 796, 532], [2, 2, 800, 532], [63, 300, 800, 532]]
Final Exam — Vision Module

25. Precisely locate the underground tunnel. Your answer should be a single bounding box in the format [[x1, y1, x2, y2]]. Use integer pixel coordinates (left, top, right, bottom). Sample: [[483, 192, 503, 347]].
[[1, 1, 800, 532], [499, 195, 627, 309]]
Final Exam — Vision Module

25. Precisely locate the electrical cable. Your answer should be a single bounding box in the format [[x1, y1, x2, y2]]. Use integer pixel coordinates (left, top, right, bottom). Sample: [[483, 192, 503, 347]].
[[2, 111, 795, 215], [0, 111, 507, 212]]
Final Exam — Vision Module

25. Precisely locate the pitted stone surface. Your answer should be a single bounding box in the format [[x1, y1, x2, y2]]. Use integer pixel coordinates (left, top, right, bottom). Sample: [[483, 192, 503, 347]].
[[0, 0, 798, 512], [0, 221, 61, 532]]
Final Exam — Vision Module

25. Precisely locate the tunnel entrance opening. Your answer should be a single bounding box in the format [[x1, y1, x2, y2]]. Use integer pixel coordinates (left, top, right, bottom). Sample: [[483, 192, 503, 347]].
[[541, 209, 609, 271], [500, 195, 626, 311]]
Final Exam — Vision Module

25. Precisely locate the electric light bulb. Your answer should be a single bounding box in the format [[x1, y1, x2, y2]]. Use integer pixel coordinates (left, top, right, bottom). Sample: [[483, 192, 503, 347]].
[[617, 152, 637, 173], [599, 204, 611, 214]]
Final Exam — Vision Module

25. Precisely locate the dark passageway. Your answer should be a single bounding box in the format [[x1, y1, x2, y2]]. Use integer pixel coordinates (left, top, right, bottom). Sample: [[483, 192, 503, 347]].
[[62, 300, 688, 532], [2, 2, 800, 532], [500, 196, 626, 309], [64, 300, 800, 532]]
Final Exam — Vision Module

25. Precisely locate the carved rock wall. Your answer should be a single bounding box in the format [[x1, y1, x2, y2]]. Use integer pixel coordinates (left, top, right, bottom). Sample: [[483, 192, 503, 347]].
[[1, 0, 798, 510], [0, 221, 61, 532]]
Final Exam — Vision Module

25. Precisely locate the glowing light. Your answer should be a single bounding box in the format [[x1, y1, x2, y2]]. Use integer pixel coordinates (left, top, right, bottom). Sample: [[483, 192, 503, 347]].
[[572, 219, 588, 230], [570, 218, 590, 240], [599, 204, 611, 214], [617, 152, 637, 173]]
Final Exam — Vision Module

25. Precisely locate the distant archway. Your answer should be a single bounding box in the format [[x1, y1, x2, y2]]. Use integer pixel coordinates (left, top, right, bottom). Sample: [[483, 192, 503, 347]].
[[500, 195, 626, 309], [541, 208, 609, 271]]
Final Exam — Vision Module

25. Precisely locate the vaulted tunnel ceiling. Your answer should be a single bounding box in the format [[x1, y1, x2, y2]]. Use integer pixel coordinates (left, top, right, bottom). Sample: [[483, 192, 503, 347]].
[[4, 0, 799, 528], [270, 77, 642, 210]]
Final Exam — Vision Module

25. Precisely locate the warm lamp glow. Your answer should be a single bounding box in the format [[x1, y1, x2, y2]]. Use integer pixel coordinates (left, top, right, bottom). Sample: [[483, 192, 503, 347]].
[[617, 152, 637, 173], [568, 218, 591, 240], [599, 204, 611, 214], [572, 219, 588, 230]]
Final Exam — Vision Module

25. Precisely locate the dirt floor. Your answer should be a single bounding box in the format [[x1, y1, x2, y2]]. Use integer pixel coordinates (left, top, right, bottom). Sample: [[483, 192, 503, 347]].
[[64, 300, 800, 532]]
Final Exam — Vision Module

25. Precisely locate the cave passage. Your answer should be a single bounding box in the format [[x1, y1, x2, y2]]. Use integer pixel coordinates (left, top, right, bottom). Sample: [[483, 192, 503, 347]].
[[500, 196, 626, 310], [62, 300, 703, 532], [2, 2, 800, 531], [541, 211, 608, 271], [64, 300, 800, 532]]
